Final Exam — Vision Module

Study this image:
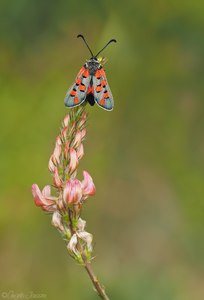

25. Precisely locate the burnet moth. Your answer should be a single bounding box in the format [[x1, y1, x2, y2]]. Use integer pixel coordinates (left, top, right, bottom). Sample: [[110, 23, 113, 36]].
[[64, 34, 116, 111]]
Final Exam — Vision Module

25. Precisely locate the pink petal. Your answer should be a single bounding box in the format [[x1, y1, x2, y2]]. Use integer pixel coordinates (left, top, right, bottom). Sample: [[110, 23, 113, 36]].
[[32, 184, 44, 207], [32, 184, 54, 208], [42, 185, 51, 198], [81, 171, 96, 197], [63, 179, 82, 204]]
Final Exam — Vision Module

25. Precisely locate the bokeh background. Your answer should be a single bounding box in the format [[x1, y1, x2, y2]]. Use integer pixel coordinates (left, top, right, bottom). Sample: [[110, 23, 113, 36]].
[[1, 1, 204, 299]]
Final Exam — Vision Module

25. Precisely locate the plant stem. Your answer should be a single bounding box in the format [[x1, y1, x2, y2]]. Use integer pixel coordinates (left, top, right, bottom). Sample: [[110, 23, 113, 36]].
[[82, 254, 110, 300]]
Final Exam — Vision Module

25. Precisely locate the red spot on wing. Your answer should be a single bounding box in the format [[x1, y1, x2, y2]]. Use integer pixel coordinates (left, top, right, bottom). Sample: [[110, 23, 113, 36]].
[[74, 97, 79, 104], [79, 84, 86, 92], [104, 91, 109, 99], [71, 90, 76, 96], [75, 78, 81, 85], [83, 68, 89, 78], [96, 85, 102, 92], [100, 98, 105, 105], [101, 80, 106, 87], [100, 68, 106, 77], [95, 70, 101, 79], [76, 67, 85, 77]]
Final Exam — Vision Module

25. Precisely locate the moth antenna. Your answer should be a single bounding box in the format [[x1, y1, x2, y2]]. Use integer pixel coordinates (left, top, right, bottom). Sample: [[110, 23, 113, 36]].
[[95, 39, 117, 58], [77, 34, 94, 58]]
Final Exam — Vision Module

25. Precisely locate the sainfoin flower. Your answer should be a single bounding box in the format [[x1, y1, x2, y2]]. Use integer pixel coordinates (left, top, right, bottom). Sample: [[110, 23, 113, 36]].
[[32, 184, 56, 212], [63, 171, 96, 205], [32, 108, 96, 255], [63, 179, 83, 204]]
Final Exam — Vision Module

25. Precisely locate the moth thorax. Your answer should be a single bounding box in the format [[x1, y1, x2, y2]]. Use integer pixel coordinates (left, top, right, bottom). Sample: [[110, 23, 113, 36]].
[[87, 59, 100, 76]]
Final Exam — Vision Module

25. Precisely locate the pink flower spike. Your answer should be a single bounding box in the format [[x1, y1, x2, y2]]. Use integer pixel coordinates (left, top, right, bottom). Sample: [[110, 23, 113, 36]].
[[77, 143, 84, 160], [53, 168, 63, 188], [63, 179, 82, 204], [69, 148, 79, 174], [63, 114, 70, 127], [32, 184, 56, 211], [81, 171, 96, 198]]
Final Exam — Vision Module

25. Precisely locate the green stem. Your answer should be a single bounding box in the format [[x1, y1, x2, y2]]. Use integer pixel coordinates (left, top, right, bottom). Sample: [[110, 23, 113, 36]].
[[68, 208, 110, 300], [82, 255, 110, 300]]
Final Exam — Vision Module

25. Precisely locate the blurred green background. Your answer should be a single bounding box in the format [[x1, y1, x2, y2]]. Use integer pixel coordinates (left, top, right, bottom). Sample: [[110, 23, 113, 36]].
[[1, 1, 204, 299]]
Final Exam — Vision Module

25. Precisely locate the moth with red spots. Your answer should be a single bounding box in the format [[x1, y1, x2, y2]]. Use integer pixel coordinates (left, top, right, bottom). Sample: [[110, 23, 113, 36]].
[[64, 34, 116, 111]]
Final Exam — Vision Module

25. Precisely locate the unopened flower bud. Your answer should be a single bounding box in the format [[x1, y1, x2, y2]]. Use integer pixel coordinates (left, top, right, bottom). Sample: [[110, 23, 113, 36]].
[[63, 114, 70, 127], [77, 218, 86, 231], [53, 142, 61, 165], [56, 135, 62, 146], [52, 211, 64, 231], [53, 168, 63, 188], [69, 122, 76, 136], [69, 148, 79, 174], [61, 126, 68, 140], [72, 131, 82, 148], [78, 113, 87, 128], [77, 143, 84, 160], [48, 155, 55, 173], [81, 128, 86, 139]]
